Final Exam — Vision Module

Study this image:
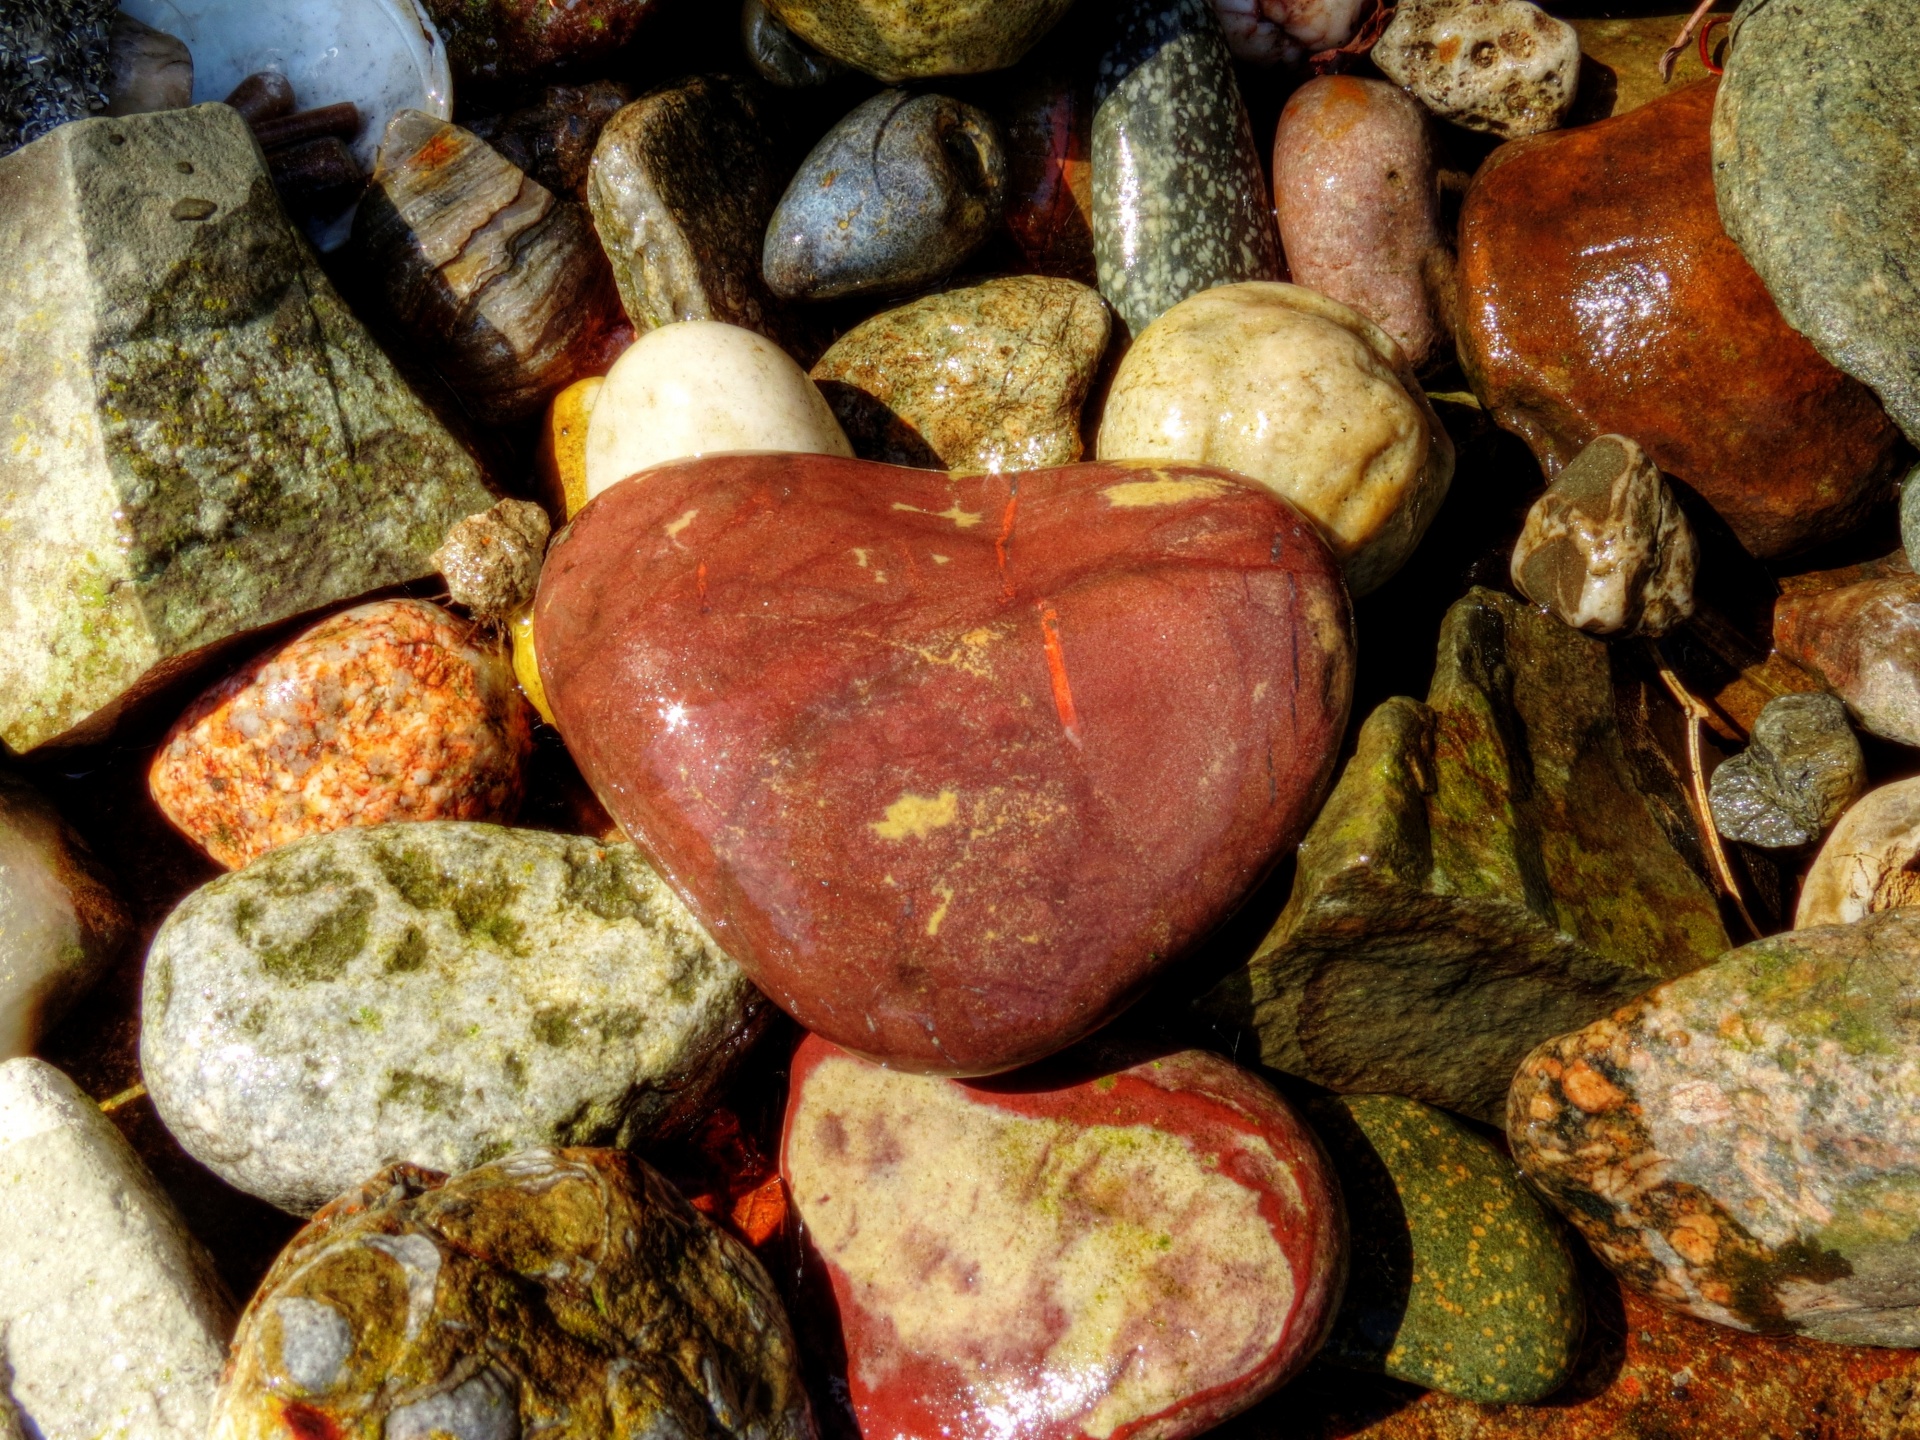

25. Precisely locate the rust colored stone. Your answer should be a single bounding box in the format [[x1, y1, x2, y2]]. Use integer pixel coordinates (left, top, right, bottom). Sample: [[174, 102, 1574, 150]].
[[1775, 573, 1920, 746], [1456, 80, 1903, 559], [535, 455, 1353, 1075], [150, 599, 534, 868]]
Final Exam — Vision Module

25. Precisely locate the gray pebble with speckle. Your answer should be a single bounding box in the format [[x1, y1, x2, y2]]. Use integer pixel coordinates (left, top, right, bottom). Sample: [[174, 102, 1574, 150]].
[[1092, 0, 1281, 338], [1709, 693, 1865, 850], [141, 822, 766, 1215]]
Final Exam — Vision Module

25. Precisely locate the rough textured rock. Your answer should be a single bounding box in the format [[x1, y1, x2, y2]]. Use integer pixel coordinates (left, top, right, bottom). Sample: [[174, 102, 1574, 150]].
[[0, 1058, 232, 1440], [1713, 0, 1920, 446], [1314, 1093, 1581, 1403], [0, 105, 495, 755], [1197, 587, 1729, 1122], [1093, 0, 1283, 338], [142, 822, 765, 1215], [1511, 907, 1920, 1345], [1374, 0, 1580, 138], [433, 498, 551, 622], [1775, 575, 1920, 747], [810, 277, 1110, 473], [207, 1147, 813, 1440], [1273, 76, 1446, 372], [1457, 80, 1905, 560], [0, 0, 111, 154], [1098, 282, 1453, 597], [1510, 434, 1697, 637], [537, 454, 1353, 1075], [743, 0, 844, 86], [589, 78, 797, 347], [763, 0, 1075, 80], [582, 322, 850, 501], [0, 772, 128, 1060], [763, 89, 1006, 304], [996, 62, 1096, 284], [421, 0, 661, 89], [784, 1038, 1343, 1440], [355, 110, 621, 422], [149, 600, 534, 869], [1709, 693, 1863, 851], [468, 80, 632, 201], [1797, 777, 1920, 930]]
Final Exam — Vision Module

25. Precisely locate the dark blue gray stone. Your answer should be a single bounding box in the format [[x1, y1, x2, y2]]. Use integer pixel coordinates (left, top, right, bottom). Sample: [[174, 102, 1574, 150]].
[[1092, 0, 1281, 337], [1713, 0, 1920, 446], [762, 88, 1006, 302]]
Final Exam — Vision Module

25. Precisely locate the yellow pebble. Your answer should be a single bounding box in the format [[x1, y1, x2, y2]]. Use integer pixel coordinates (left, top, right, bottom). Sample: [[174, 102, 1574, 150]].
[[511, 607, 555, 726], [535, 375, 603, 521]]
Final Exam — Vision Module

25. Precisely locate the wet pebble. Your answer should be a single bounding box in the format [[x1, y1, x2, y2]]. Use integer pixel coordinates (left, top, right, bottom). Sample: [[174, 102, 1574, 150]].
[[1775, 574, 1920, 746], [1373, 0, 1581, 139], [1709, 693, 1864, 851]]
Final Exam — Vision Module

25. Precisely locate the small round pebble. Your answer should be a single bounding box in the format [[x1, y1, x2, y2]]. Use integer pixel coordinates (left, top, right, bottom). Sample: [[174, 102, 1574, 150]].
[[150, 599, 533, 868]]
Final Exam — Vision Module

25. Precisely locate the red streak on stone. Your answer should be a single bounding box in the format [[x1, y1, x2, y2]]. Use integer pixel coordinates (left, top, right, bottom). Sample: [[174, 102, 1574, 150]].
[[281, 1401, 341, 1440], [995, 490, 1020, 599], [1036, 601, 1081, 745], [695, 561, 709, 609]]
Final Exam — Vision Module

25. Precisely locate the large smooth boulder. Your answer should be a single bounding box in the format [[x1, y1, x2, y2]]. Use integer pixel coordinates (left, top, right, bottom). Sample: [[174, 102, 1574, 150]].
[[142, 822, 765, 1214], [1197, 587, 1729, 1122], [537, 454, 1353, 1075], [1456, 81, 1904, 560], [0, 104, 494, 754], [783, 1037, 1343, 1440]]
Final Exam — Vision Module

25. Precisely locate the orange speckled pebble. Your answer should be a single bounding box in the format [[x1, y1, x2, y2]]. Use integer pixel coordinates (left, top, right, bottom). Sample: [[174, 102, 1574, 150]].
[[150, 599, 534, 868]]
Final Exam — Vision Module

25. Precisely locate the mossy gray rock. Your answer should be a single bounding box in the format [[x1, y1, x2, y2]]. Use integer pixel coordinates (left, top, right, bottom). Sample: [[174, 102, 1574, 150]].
[[142, 822, 766, 1215], [1713, 0, 1920, 446], [1511, 907, 1920, 1345], [208, 1148, 815, 1440], [1314, 1092, 1582, 1402], [0, 104, 494, 755], [1197, 587, 1729, 1122]]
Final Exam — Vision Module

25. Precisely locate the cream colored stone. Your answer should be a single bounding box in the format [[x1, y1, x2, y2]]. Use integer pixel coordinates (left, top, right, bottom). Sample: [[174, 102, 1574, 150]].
[[1796, 777, 1920, 929], [583, 321, 851, 501], [1096, 281, 1453, 595]]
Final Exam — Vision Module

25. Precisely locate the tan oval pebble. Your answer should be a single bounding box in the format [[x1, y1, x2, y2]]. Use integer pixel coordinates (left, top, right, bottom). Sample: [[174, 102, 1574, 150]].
[[1097, 280, 1453, 595], [1797, 776, 1920, 929], [583, 321, 851, 501]]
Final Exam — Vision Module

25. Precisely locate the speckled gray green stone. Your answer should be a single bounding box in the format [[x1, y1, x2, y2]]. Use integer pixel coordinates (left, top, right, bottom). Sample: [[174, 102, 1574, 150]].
[[1315, 1093, 1582, 1402], [1713, 0, 1920, 445], [1092, 0, 1281, 338], [141, 822, 765, 1215], [1197, 587, 1729, 1122], [1708, 692, 1864, 850], [0, 104, 494, 755]]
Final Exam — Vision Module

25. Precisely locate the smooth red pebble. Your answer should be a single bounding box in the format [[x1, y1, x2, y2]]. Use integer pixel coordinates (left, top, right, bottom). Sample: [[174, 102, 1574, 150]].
[[781, 1036, 1347, 1440], [535, 455, 1353, 1075], [150, 598, 533, 868]]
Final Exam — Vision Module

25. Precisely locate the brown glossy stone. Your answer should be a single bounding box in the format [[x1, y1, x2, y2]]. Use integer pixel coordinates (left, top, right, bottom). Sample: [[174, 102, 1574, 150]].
[[1457, 80, 1904, 560], [783, 1036, 1344, 1440], [1775, 574, 1920, 746], [535, 455, 1353, 1075], [996, 62, 1096, 285]]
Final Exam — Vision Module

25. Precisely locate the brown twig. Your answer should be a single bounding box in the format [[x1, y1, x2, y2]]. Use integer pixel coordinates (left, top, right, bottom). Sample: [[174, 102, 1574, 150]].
[[1660, 0, 1724, 82], [1649, 640, 1762, 939]]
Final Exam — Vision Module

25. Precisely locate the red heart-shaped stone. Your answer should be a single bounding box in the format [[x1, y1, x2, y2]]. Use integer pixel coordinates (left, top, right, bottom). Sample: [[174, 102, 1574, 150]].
[[536, 455, 1352, 1074]]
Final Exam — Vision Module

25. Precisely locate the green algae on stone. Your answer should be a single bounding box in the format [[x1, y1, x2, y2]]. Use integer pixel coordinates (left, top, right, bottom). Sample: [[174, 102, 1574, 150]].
[[0, 105, 494, 755], [1197, 588, 1728, 1122], [1314, 1093, 1582, 1402], [810, 276, 1111, 472], [1092, 0, 1282, 338], [141, 822, 765, 1215], [1713, 0, 1920, 446], [208, 1148, 816, 1440], [764, 0, 1075, 81], [1510, 907, 1920, 1346]]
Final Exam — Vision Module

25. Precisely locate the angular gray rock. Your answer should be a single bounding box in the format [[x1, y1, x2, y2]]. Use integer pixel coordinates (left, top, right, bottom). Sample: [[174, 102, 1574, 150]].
[[0, 104, 495, 754], [0, 770, 129, 1059], [0, 1057, 233, 1439], [1713, 0, 1920, 446], [1510, 433, 1697, 637], [142, 822, 767, 1215], [1709, 693, 1865, 850]]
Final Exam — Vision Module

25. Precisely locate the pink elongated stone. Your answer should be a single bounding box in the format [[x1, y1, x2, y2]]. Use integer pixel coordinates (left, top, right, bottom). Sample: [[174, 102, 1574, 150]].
[[782, 1036, 1346, 1440], [150, 599, 533, 868], [535, 454, 1354, 1075]]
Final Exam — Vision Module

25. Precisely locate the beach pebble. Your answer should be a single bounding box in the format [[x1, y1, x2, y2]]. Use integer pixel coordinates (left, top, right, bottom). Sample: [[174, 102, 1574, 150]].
[[1373, 0, 1581, 139], [1709, 694, 1864, 851], [1796, 776, 1920, 929]]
